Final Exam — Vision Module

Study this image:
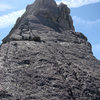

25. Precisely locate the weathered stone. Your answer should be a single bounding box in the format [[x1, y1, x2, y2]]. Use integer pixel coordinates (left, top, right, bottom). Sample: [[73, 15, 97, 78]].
[[0, 0, 100, 100]]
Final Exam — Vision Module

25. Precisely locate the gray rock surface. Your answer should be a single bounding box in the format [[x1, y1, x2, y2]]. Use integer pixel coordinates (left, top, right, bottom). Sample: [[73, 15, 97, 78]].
[[0, 0, 100, 100]]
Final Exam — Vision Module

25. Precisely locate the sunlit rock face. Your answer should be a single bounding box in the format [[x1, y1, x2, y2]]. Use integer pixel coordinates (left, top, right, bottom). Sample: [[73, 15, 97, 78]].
[[0, 0, 100, 100], [3, 0, 74, 43]]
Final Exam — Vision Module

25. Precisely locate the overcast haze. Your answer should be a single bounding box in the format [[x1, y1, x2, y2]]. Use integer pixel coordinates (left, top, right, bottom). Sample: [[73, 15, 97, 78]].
[[0, 0, 100, 60]]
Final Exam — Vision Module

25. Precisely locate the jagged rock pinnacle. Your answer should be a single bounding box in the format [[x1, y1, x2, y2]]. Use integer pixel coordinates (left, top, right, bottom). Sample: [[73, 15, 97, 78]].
[[0, 0, 100, 100], [26, 0, 58, 15], [33, 0, 58, 9], [3, 0, 74, 43]]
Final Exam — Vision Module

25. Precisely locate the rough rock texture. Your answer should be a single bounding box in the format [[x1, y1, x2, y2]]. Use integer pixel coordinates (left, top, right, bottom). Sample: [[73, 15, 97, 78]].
[[0, 0, 100, 100], [3, 0, 74, 43]]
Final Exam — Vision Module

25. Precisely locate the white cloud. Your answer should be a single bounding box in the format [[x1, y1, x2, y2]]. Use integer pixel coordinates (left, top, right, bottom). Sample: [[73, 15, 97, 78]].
[[57, 0, 100, 8], [0, 4, 13, 11], [72, 16, 100, 25], [0, 9, 25, 29]]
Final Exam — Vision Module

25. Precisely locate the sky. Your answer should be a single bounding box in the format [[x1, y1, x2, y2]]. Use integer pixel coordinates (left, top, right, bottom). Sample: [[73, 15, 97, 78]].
[[0, 0, 100, 60]]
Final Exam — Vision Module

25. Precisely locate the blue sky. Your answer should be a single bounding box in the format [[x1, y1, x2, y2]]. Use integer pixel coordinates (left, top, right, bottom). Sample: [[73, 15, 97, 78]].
[[0, 0, 100, 60]]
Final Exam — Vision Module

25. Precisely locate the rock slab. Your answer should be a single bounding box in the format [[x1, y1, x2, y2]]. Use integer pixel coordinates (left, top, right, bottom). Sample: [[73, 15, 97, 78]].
[[0, 0, 100, 100]]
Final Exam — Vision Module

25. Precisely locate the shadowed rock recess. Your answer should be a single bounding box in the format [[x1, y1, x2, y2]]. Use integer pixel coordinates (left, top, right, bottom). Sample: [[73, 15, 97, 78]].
[[0, 0, 100, 100]]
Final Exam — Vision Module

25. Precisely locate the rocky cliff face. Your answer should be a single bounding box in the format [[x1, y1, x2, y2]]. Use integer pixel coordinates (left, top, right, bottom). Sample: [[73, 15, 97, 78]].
[[0, 0, 100, 100]]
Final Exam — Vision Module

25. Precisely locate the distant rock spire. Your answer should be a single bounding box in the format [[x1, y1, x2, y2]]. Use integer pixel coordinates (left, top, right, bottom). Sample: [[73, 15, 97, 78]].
[[2, 0, 74, 43], [33, 0, 57, 9], [26, 0, 58, 14], [0, 0, 100, 100]]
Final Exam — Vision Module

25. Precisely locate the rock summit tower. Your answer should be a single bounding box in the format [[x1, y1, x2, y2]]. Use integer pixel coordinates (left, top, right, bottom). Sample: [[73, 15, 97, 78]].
[[0, 0, 100, 100]]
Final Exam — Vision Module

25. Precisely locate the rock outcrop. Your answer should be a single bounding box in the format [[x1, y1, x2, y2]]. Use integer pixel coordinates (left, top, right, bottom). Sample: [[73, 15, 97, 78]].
[[0, 0, 100, 100], [3, 0, 74, 43]]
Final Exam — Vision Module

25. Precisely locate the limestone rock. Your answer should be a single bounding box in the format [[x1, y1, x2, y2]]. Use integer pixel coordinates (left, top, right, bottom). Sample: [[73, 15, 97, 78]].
[[0, 0, 100, 100], [3, 0, 74, 43]]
